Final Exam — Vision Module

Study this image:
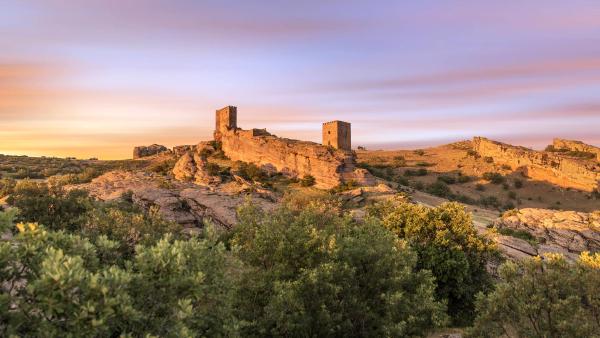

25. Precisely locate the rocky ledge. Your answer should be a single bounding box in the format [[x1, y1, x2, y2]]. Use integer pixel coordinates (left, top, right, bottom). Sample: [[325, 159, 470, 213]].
[[493, 208, 600, 261], [69, 170, 275, 232]]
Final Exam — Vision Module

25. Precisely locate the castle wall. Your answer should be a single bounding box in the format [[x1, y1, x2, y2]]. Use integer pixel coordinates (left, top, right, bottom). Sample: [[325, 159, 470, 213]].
[[221, 128, 373, 188], [473, 137, 600, 192], [553, 138, 600, 162], [214, 106, 237, 141]]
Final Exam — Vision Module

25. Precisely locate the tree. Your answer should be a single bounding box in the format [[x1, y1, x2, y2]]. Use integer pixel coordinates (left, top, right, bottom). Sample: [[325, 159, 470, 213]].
[[467, 252, 600, 338], [368, 198, 497, 325], [232, 200, 447, 337]]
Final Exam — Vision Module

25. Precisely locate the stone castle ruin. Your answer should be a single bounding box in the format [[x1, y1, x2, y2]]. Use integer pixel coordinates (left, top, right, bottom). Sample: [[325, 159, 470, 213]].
[[473, 137, 600, 192], [214, 106, 374, 188]]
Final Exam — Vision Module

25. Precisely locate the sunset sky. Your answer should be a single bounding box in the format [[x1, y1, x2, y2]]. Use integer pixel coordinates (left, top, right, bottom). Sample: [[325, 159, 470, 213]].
[[1, 0, 599, 159]]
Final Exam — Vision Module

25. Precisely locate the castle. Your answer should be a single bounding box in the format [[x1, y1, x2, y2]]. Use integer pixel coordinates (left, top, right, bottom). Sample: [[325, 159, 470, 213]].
[[214, 106, 374, 188]]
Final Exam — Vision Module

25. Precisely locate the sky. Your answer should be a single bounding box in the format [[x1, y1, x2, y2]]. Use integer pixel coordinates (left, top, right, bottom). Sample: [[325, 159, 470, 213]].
[[1, 0, 599, 159]]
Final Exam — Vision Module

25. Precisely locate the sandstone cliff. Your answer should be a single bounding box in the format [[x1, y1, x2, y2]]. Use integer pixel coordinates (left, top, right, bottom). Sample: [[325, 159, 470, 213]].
[[553, 138, 600, 162], [220, 128, 375, 188], [472, 137, 600, 192]]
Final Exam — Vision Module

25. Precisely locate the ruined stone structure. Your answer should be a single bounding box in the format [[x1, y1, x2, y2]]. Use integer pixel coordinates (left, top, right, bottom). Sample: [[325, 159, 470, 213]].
[[216, 106, 374, 188], [473, 137, 600, 192], [322, 121, 351, 150], [214, 106, 238, 142], [553, 138, 600, 162], [133, 144, 168, 159]]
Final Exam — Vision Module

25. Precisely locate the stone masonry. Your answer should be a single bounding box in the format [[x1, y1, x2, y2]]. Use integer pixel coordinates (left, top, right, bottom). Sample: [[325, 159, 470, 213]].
[[216, 106, 374, 188], [322, 121, 351, 150], [473, 137, 600, 192]]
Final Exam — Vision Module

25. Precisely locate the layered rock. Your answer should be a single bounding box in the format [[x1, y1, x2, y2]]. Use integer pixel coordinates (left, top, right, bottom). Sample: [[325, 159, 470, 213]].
[[172, 152, 221, 186], [133, 144, 168, 159], [473, 137, 600, 192], [220, 128, 375, 188], [69, 170, 274, 230], [493, 208, 600, 261], [553, 138, 600, 162]]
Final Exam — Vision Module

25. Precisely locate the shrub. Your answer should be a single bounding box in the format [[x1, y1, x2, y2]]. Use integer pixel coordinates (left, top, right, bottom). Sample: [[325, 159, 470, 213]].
[[514, 178, 523, 188], [204, 162, 221, 176], [414, 149, 425, 156], [426, 181, 452, 198], [0, 177, 16, 197], [501, 164, 512, 170], [457, 175, 471, 183], [482, 172, 505, 184], [405, 168, 428, 176], [483, 156, 494, 164], [479, 196, 500, 208], [368, 201, 496, 324], [467, 253, 600, 337], [508, 191, 517, 200], [233, 162, 268, 182], [299, 175, 316, 187], [8, 180, 94, 232], [233, 202, 448, 336], [475, 183, 485, 191], [437, 175, 456, 184], [416, 161, 434, 167], [392, 155, 406, 167], [148, 158, 177, 176]]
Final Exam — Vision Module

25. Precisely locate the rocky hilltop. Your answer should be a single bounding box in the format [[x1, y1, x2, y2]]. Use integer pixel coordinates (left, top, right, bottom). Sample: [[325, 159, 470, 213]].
[[473, 137, 600, 192], [553, 138, 600, 161]]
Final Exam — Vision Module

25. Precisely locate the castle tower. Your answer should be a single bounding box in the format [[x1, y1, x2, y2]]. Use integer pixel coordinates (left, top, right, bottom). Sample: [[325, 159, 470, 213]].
[[322, 120, 351, 150], [214, 106, 237, 141]]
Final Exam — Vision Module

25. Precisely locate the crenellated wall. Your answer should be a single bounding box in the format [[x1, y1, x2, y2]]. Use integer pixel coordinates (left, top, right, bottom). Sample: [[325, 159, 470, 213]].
[[473, 137, 600, 192]]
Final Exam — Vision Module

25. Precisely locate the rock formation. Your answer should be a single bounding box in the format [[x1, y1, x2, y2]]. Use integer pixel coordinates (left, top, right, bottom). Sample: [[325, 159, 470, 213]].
[[133, 144, 168, 159], [215, 106, 375, 188], [172, 151, 221, 186], [553, 138, 600, 162], [493, 208, 600, 261], [69, 170, 275, 230], [473, 137, 600, 192]]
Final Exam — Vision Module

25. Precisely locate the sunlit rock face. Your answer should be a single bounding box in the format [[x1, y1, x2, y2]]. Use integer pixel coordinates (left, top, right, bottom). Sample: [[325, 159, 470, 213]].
[[473, 137, 600, 192]]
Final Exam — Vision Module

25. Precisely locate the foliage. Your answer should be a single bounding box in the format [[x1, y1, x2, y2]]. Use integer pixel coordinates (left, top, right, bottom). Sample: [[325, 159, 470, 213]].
[[404, 168, 428, 176], [426, 181, 452, 198], [148, 158, 177, 176], [467, 252, 600, 337], [414, 149, 426, 156], [513, 178, 524, 188], [233, 161, 268, 182], [437, 175, 457, 185], [367, 201, 496, 325], [232, 201, 448, 336], [299, 174, 316, 187], [8, 180, 94, 232], [0, 177, 16, 197], [0, 210, 237, 337], [482, 172, 505, 184], [83, 202, 182, 259]]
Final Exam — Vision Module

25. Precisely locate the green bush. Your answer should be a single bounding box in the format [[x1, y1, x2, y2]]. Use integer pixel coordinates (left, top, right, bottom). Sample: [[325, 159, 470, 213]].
[[437, 175, 456, 184], [0, 178, 16, 197], [232, 202, 447, 336], [299, 174, 316, 187], [405, 168, 428, 176], [368, 201, 496, 324], [482, 172, 505, 184], [233, 161, 268, 182], [426, 181, 452, 197], [414, 149, 426, 156], [483, 156, 494, 164], [514, 178, 523, 188], [467, 253, 600, 337]]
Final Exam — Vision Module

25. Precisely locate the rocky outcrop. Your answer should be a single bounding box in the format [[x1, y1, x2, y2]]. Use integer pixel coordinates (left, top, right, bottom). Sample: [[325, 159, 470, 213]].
[[133, 144, 168, 159], [553, 138, 600, 162], [493, 208, 600, 261], [473, 137, 600, 192], [69, 170, 274, 230], [220, 128, 375, 188], [172, 152, 221, 186]]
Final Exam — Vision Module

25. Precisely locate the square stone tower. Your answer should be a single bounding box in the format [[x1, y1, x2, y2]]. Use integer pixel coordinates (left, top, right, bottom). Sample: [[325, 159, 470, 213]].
[[322, 120, 351, 150], [214, 106, 237, 141]]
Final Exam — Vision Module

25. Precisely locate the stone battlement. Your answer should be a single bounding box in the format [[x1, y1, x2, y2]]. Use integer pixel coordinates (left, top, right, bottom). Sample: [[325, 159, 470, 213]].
[[216, 106, 373, 188], [473, 137, 600, 192]]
